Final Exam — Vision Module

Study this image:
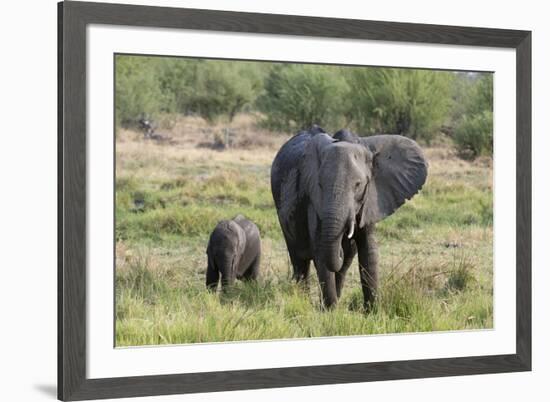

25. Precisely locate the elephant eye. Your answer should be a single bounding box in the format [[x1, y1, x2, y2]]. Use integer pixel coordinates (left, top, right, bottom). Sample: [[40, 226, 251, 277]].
[[354, 181, 361, 190]]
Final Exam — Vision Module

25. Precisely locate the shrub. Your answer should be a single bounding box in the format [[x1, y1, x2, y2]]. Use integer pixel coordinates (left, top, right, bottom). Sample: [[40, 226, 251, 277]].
[[115, 56, 172, 127], [181, 60, 266, 122], [344, 68, 453, 143], [115, 54, 492, 149], [467, 74, 493, 115], [115, 56, 267, 127], [257, 64, 349, 132], [452, 74, 493, 158], [454, 110, 493, 159]]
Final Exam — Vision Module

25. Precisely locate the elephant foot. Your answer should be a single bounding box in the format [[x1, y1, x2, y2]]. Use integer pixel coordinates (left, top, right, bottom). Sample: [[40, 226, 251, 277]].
[[295, 279, 310, 293], [320, 285, 338, 310], [362, 295, 377, 313], [322, 299, 338, 310]]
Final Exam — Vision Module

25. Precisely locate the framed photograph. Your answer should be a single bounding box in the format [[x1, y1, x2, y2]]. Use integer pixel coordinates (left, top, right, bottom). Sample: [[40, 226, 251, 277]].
[[58, 1, 531, 400]]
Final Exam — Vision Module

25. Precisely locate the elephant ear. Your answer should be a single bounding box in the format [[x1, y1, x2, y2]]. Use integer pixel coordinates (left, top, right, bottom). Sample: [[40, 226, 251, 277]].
[[230, 220, 247, 258], [274, 128, 333, 242], [359, 135, 428, 226], [300, 132, 336, 214]]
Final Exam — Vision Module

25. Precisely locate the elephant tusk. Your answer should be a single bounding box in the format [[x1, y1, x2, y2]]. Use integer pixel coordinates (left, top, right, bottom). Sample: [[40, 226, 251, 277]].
[[347, 220, 355, 239]]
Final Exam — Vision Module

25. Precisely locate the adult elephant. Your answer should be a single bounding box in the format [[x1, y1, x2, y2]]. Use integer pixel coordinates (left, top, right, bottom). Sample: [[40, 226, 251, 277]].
[[270, 127, 427, 309]]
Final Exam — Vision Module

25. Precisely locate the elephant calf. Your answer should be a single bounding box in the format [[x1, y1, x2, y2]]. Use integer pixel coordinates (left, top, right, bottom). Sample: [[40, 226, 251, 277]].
[[206, 215, 261, 291]]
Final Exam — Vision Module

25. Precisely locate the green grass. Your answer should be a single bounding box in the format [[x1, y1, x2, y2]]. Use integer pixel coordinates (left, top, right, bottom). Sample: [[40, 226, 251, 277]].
[[115, 127, 493, 346]]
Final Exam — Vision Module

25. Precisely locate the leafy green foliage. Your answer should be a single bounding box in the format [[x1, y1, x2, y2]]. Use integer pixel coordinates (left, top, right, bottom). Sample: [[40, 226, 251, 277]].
[[115, 55, 493, 157], [171, 59, 266, 122], [115, 56, 172, 127], [344, 68, 454, 143], [256, 65, 349, 131], [115, 56, 266, 126], [452, 74, 493, 158], [454, 110, 493, 159]]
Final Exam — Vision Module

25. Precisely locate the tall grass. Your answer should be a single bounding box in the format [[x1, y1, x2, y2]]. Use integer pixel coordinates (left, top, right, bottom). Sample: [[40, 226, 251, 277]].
[[116, 245, 492, 345]]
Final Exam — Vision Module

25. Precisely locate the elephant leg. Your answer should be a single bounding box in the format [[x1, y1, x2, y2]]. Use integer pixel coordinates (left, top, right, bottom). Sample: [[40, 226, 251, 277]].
[[356, 225, 379, 311], [315, 265, 338, 309], [292, 258, 311, 284], [289, 249, 311, 285], [206, 254, 220, 291], [242, 255, 260, 281], [336, 240, 357, 298], [335, 271, 347, 300]]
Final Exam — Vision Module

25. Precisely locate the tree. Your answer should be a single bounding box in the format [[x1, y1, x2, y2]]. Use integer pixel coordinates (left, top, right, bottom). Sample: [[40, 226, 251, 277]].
[[453, 74, 493, 158], [344, 68, 453, 143], [115, 56, 171, 127], [115, 57, 267, 127], [257, 64, 349, 132], [183, 60, 266, 122]]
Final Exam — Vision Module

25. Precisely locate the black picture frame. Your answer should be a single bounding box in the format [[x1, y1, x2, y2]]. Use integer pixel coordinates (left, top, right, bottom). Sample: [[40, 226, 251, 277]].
[[58, 1, 532, 400]]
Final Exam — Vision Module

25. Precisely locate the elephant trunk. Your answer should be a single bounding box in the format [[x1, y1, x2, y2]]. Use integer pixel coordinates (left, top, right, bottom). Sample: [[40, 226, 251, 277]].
[[318, 207, 351, 273]]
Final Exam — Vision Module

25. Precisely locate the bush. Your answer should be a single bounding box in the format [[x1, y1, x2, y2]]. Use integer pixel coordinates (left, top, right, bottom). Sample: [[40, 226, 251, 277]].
[[454, 110, 493, 158], [452, 74, 493, 158], [344, 68, 453, 143], [115, 56, 172, 127], [467, 74, 493, 115], [179, 60, 266, 122], [115, 55, 492, 149], [116, 56, 267, 127], [257, 64, 349, 132]]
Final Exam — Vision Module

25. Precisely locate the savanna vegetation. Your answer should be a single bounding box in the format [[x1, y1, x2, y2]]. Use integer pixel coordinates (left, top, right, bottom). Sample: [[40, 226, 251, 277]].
[[115, 55, 493, 346], [116, 55, 493, 157]]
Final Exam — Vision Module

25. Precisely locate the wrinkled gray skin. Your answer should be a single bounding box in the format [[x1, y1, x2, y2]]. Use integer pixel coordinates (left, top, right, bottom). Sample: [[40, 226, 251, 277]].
[[206, 215, 261, 292], [271, 127, 427, 309]]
